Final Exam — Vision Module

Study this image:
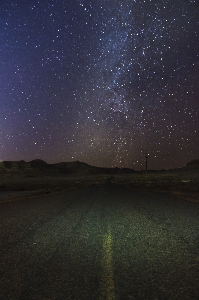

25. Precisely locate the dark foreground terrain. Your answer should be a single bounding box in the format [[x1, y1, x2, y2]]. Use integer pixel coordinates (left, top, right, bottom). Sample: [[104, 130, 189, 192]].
[[1, 182, 199, 299]]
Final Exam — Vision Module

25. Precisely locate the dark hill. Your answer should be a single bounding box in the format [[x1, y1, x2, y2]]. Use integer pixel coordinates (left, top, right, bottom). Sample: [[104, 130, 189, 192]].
[[185, 159, 199, 167], [0, 160, 51, 176], [0, 159, 136, 176], [180, 159, 199, 171], [0, 158, 198, 177]]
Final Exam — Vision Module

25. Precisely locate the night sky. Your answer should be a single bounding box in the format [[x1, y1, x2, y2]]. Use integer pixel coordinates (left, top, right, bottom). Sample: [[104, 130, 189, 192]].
[[1, 0, 199, 170]]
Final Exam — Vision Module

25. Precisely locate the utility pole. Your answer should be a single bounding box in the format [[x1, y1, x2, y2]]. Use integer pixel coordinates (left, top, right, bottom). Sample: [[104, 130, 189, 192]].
[[145, 155, 148, 184]]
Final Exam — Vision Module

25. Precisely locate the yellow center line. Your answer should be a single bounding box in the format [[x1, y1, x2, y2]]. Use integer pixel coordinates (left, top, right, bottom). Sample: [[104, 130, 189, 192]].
[[100, 226, 116, 300]]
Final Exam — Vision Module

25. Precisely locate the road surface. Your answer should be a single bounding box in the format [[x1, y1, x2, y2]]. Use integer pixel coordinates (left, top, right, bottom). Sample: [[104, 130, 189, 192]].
[[1, 183, 199, 299]]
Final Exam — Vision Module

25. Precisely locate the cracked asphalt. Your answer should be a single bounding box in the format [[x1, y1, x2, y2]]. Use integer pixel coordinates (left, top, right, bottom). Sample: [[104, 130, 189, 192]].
[[1, 183, 199, 299]]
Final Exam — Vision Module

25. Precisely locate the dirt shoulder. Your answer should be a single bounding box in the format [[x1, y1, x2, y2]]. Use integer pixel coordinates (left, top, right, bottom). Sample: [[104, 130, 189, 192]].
[[149, 183, 199, 204]]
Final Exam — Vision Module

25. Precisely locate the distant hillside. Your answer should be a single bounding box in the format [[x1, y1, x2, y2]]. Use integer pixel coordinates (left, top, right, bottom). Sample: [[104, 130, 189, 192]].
[[0, 158, 198, 177], [183, 159, 199, 169], [0, 160, 51, 176], [0, 159, 136, 176]]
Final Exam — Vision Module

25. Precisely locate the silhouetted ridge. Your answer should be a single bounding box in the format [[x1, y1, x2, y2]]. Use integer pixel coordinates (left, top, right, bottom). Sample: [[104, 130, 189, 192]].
[[186, 159, 199, 166], [0, 159, 135, 176], [0, 159, 198, 176], [181, 159, 199, 170]]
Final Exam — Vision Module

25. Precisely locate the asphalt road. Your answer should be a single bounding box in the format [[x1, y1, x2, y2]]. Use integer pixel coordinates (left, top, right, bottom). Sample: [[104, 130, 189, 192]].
[[1, 182, 199, 300]]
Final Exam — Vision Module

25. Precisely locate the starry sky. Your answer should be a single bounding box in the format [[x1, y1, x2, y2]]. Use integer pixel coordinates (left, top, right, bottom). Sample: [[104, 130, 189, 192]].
[[1, 0, 199, 170]]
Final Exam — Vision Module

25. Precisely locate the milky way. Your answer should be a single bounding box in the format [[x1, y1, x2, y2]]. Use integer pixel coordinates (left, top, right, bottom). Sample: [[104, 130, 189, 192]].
[[0, 0, 199, 169]]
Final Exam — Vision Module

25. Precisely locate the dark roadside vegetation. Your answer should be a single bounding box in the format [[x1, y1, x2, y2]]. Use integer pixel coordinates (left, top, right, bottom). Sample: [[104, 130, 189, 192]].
[[0, 158, 198, 203]]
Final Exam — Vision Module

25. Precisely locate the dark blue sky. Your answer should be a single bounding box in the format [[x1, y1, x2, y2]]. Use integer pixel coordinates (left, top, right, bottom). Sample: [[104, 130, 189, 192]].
[[1, 0, 199, 170]]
